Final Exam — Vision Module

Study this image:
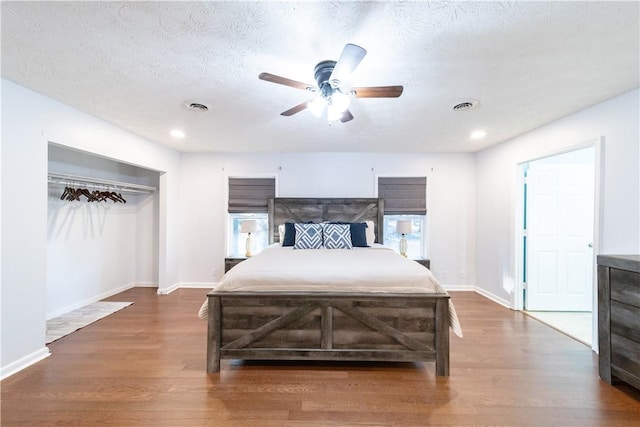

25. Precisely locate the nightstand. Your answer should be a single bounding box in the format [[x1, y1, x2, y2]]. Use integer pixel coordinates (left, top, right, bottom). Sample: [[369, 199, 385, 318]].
[[224, 256, 247, 273], [413, 258, 431, 269]]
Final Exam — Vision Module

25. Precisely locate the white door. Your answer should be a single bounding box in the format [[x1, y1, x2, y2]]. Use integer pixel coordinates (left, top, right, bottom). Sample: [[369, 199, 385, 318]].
[[526, 152, 595, 311]]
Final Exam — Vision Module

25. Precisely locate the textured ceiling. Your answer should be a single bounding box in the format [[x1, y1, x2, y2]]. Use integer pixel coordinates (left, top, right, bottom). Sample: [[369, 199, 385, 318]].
[[2, 1, 638, 153]]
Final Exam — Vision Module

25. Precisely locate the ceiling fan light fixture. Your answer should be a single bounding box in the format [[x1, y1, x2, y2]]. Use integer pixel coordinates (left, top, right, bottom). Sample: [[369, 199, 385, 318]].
[[259, 43, 402, 124], [308, 97, 326, 117], [327, 104, 345, 122], [331, 91, 351, 113]]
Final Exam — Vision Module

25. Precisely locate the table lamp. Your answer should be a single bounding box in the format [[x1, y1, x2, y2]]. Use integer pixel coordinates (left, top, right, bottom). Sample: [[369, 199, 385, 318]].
[[240, 220, 258, 257], [396, 220, 412, 257]]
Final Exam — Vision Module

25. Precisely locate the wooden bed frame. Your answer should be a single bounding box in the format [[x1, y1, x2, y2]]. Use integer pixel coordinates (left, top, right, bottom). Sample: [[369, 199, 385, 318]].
[[207, 198, 451, 376]]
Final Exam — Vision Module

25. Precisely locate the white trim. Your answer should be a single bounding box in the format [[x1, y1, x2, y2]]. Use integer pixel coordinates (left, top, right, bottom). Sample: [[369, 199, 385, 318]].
[[442, 284, 476, 292], [134, 282, 159, 288], [591, 137, 605, 352], [373, 172, 430, 258], [223, 172, 279, 256], [46, 282, 137, 320], [176, 282, 217, 289], [157, 282, 180, 295], [439, 287, 513, 309], [1, 347, 50, 380], [474, 286, 513, 309], [513, 163, 527, 311], [514, 138, 603, 311]]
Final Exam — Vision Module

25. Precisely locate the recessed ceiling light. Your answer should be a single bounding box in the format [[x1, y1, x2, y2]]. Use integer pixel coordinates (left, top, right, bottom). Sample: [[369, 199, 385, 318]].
[[170, 129, 186, 139], [470, 130, 487, 139]]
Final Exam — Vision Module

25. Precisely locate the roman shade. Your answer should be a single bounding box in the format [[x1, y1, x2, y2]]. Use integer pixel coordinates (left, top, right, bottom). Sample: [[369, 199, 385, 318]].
[[378, 177, 426, 215], [228, 178, 275, 213]]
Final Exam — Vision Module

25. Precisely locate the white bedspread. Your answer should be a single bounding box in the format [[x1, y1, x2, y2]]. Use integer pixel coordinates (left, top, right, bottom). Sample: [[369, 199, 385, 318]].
[[201, 245, 463, 337]]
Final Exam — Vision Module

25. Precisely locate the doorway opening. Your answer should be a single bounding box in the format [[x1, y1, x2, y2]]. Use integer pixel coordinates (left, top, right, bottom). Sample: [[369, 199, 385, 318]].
[[517, 143, 600, 347]]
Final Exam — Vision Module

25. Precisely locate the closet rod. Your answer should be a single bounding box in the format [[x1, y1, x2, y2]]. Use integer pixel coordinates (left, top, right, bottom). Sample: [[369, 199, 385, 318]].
[[47, 172, 157, 194]]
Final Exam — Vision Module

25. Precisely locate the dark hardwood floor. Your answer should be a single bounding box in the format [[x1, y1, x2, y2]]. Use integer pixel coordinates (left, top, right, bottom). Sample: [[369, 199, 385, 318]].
[[2, 288, 639, 426]]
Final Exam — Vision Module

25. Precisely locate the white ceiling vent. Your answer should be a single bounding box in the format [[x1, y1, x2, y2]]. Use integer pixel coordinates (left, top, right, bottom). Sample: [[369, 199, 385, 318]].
[[452, 100, 479, 111], [182, 100, 209, 112]]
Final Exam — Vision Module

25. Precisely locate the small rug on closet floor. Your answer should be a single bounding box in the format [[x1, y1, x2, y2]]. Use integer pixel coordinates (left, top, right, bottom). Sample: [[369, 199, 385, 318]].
[[46, 301, 133, 344]]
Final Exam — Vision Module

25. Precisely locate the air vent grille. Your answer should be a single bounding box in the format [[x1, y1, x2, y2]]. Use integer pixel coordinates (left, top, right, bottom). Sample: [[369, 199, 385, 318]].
[[188, 103, 209, 111], [452, 100, 479, 111], [182, 100, 209, 112]]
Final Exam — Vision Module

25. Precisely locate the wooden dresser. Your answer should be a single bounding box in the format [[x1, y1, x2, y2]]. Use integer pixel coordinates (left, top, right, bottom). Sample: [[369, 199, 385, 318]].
[[597, 255, 640, 389]]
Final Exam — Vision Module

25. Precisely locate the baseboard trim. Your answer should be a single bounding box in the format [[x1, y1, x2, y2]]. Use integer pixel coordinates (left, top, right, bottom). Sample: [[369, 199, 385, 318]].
[[134, 282, 158, 288], [442, 284, 476, 292], [1, 347, 50, 380], [474, 286, 512, 309], [155, 282, 217, 295], [177, 282, 217, 289], [157, 282, 180, 295], [46, 282, 138, 320]]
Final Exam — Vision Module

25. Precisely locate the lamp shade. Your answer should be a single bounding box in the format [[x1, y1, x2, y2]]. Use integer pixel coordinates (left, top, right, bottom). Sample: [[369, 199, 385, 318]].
[[395, 220, 412, 235], [240, 220, 258, 233]]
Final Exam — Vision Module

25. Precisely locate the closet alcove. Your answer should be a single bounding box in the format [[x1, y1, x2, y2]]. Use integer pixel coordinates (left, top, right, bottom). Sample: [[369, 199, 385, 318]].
[[47, 143, 160, 320]]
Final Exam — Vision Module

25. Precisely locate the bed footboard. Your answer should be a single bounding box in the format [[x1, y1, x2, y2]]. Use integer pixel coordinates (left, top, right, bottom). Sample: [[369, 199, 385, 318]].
[[207, 292, 450, 376]]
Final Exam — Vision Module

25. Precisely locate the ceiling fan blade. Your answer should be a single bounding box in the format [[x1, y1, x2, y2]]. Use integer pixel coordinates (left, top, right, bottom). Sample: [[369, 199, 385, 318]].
[[259, 72, 315, 91], [353, 85, 404, 98], [329, 43, 367, 87], [280, 101, 309, 116], [340, 109, 354, 123]]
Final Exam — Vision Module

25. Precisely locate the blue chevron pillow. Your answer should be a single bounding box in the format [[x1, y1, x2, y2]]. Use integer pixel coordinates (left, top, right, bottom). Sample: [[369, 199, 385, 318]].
[[322, 223, 353, 249], [293, 223, 323, 249]]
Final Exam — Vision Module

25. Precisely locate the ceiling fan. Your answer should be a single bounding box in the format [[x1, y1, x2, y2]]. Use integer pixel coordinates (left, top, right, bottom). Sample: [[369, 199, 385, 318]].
[[259, 43, 403, 123]]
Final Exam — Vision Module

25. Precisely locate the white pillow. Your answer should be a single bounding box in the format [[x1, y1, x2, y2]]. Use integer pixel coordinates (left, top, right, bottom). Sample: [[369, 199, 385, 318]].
[[365, 220, 375, 245], [278, 224, 285, 244]]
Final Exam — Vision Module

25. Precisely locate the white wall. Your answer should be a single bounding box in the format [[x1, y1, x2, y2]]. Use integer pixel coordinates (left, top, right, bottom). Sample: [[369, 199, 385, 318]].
[[177, 152, 477, 290], [136, 194, 159, 285], [475, 89, 640, 307], [46, 146, 160, 318], [1, 79, 181, 378], [46, 192, 156, 319]]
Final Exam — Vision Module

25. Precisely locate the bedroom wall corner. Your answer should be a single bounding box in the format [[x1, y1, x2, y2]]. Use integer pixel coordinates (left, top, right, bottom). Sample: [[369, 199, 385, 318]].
[[474, 88, 640, 308], [1, 79, 182, 376]]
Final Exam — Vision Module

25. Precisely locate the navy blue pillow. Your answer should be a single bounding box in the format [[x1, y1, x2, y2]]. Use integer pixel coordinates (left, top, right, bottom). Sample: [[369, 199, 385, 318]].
[[282, 222, 296, 246], [349, 222, 369, 247], [330, 222, 368, 247]]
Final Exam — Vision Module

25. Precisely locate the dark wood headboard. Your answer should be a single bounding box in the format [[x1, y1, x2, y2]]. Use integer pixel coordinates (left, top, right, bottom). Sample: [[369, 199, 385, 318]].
[[268, 198, 384, 244]]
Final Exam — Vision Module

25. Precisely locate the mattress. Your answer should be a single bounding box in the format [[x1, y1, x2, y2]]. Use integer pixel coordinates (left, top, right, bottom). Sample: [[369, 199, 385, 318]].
[[201, 244, 463, 337]]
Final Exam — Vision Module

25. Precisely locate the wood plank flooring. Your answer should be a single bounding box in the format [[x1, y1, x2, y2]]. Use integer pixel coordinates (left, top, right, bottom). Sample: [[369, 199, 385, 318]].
[[2, 288, 639, 426]]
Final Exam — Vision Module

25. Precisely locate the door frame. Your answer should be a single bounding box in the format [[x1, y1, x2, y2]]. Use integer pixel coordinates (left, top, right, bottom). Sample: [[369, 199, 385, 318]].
[[514, 137, 604, 352]]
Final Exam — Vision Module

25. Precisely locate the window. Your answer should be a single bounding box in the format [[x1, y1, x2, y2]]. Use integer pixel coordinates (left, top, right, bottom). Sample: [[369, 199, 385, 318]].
[[383, 215, 424, 259], [228, 177, 275, 255], [377, 176, 427, 258], [228, 213, 269, 255]]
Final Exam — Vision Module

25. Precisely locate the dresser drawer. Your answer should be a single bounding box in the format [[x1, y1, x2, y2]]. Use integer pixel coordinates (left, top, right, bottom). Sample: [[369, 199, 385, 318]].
[[611, 300, 640, 343], [610, 268, 640, 308], [611, 333, 640, 387]]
